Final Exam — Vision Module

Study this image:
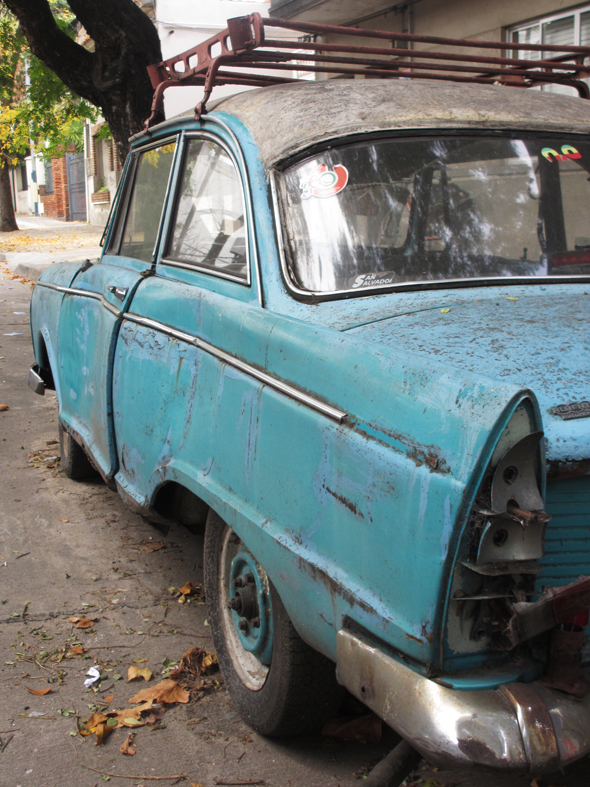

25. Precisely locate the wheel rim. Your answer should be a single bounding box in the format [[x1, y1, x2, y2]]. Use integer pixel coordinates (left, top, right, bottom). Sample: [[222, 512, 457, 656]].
[[219, 527, 272, 691]]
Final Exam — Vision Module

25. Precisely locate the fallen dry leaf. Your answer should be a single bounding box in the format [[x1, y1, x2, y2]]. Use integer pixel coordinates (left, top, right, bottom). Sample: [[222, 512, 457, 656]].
[[25, 686, 51, 696], [129, 678, 189, 705], [321, 713, 383, 745], [71, 645, 85, 655], [177, 580, 205, 600], [110, 700, 153, 728], [178, 581, 196, 595], [190, 783, 204, 787], [60, 518, 69, 523], [69, 616, 98, 629], [170, 647, 218, 686], [95, 721, 114, 746], [80, 711, 109, 736], [105, 695, 114, 703], [134, 540, 165, 553], [120, 732, 136, 756], [0, 404, 9, 411], [127, 665, 152, 682]]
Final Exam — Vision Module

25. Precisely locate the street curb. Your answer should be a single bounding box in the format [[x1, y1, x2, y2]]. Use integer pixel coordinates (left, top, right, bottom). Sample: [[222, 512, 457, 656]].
[[13, 257, 100, 282]]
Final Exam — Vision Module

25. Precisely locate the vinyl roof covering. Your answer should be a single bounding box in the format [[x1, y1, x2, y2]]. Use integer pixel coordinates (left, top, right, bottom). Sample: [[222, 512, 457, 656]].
[[211, 78, 590, 167]]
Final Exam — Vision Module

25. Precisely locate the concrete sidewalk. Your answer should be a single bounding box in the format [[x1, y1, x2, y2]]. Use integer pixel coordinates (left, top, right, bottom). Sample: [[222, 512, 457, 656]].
[[0, 214, 104, 281]]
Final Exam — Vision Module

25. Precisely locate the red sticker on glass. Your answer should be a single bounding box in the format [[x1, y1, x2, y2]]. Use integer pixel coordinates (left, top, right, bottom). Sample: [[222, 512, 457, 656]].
[[300, 163, 349, 199]]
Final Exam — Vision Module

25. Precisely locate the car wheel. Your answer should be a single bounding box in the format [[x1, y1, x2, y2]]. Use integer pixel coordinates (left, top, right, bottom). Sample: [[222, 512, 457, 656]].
[[204, 509, 343, 736], [59, 421, 98, 481]]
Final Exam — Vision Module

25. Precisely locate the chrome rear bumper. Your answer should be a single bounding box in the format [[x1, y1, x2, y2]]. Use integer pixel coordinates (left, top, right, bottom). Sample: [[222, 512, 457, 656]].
[[27, 365, 45, 395], [336, 629, 590, 774]]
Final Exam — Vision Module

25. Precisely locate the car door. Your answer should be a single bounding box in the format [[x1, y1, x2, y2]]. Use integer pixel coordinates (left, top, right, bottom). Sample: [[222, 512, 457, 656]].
[[110, 130, 263, 508], [56, 137, 179, 478]]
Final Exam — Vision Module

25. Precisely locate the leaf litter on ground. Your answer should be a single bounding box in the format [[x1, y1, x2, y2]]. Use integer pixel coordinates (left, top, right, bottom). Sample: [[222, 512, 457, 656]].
[[79, 647, 219, 746]]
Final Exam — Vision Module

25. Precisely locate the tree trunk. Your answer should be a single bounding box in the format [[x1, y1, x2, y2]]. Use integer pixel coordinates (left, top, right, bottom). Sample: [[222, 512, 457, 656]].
[[3, 0, 163, 166], [0, 158, 19, 232]]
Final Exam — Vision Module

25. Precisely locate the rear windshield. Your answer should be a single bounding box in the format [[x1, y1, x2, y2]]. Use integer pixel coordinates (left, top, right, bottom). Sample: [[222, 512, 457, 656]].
[[279, 135, 590, 294]]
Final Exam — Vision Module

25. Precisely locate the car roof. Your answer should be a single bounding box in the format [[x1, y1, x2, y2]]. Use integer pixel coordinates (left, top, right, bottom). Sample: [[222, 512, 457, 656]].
[[207, 79, 590, 167]]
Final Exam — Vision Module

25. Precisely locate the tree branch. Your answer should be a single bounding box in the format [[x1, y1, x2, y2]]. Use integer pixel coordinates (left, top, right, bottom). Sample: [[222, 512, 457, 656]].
[[1, 0, 163, 161], [1, 0, 100, 105]]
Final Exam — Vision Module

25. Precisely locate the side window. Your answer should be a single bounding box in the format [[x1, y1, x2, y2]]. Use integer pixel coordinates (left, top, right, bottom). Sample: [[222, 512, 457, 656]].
[[166, 138, 247, 280], [108, 141, 176, 263]]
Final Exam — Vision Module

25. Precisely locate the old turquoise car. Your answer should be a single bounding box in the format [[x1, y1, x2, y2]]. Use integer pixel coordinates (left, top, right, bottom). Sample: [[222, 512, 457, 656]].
[[27, 15, 590, 781]]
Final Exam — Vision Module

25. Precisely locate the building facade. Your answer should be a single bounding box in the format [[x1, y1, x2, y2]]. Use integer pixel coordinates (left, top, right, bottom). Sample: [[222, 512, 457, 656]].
[[269, 0, 590, 50]]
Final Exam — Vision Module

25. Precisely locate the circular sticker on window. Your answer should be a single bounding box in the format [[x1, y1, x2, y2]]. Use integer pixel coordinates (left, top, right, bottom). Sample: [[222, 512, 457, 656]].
[[300, 163, 349, 199]]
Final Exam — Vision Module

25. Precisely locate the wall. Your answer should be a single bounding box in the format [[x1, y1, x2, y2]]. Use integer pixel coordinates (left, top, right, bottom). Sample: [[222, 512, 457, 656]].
[[155, 0, 274, 117], [38, 157, 69, 221], [270, 0, 579, 35], [11, 166, 29, 215]]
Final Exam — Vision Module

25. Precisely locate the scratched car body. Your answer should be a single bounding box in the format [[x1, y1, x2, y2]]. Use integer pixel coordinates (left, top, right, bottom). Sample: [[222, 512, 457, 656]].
[[28, 79, 590, 774]]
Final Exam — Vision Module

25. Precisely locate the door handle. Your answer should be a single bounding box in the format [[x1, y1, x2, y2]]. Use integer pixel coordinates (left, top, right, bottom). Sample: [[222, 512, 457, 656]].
[[108, 286, 128, 301]]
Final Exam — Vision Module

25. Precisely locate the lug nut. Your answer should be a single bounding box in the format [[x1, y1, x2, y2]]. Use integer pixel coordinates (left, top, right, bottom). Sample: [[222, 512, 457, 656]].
[[238, 619, 248, 633], [233, 577, 244, 588], [251, 616, 260, 628]]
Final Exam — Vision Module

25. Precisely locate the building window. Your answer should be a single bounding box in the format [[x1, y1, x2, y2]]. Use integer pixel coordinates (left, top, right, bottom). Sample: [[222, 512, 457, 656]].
[[44, 160, 54, 194], [19, 164, 28, 191], [508, 5, 590, 95]]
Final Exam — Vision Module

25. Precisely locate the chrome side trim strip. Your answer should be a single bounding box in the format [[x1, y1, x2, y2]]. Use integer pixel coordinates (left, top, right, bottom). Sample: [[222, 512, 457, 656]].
[[125, 314, 194, 346], [35, 281, 122, 318], [123, 312, 348, 424]]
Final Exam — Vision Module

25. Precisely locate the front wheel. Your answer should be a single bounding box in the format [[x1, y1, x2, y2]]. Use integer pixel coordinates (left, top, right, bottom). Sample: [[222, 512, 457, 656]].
[[59, 421, 98, 481], [204, 510, 343, 736]]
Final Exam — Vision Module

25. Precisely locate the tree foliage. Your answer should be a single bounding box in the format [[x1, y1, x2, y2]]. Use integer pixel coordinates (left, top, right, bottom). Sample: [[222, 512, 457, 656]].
[[3, 0, 163, 166], [0, 4, 96, 166]]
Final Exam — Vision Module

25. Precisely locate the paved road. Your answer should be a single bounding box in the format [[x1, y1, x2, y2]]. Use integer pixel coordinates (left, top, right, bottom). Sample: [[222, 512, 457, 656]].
[[1, 215, 102, 281], [0, 269, 588, 787]]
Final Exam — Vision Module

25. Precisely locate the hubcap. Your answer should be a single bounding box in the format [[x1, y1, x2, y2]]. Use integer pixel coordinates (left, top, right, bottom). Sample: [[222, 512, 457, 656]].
[[229, 551, 273, 664], [219, 528, 272, 691]]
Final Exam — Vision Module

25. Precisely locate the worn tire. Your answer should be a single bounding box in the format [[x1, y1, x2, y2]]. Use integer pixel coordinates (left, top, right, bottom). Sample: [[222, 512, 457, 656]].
[[59, 421, 98, 481], [204, 509, 343, 736]]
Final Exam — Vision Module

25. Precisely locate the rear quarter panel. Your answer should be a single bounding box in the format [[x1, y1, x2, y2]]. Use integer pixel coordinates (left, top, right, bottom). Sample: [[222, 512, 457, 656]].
[[112, 277, 531, 670]]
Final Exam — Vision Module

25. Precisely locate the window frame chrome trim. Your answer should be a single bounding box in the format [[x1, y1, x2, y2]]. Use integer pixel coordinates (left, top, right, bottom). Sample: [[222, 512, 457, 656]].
[[122, 311, 347, 424], [159, 129, 252, 287], [152, 131, 185, 265], [205, 115, 264, 303]]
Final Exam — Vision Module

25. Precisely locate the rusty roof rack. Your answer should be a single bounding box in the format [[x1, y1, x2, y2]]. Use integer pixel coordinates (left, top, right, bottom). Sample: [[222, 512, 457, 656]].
[[145, 13, 590, 129]]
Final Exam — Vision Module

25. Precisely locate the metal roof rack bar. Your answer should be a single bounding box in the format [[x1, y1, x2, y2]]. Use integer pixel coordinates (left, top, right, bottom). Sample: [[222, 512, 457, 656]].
[[144, 13, 590, 129]]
